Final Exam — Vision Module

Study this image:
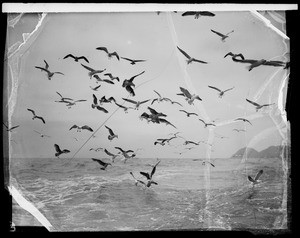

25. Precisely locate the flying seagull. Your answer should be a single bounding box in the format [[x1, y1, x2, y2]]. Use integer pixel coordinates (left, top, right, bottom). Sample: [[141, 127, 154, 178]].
[[63, 54, 89, 63], [182, 11, 215, 18], [177, 46, 208, 64], [179, 110, 198, 117], [27, 109, 45, 124], [114, 101, 134, 113], [91, 158, 112, 171], [105, 125, 118, 141], [183, 140, 200, 146], [115, 147, 136, 163], [2, 122, 19, 132], [54, 144, 70, 158], [151, 90, 170, 104], [121, 57, 146, 65], [246, 99, 274, 112], [147, 106, 167, 119], [96, 47, 120, 60], [104, 149, 119, 163], [89, 85, 101, 91], [91, 94, 108, 113], [104, 73, 120, 82], [177, 87, 202, 105], [93, 75, 114, 84], [122, 98, 150, 110], [81, 63, 106, 78], [248, 170, 263, 185], [55, 92, 73, 103], [33, 130, 50, 138], [198, 118, 216, 128], [69, 125, 93, 132], [99, 96, 116, 105], [234, 118, 252, 125], [139, 160, 161, 187], [202, 161, 215, 167], [224, 52, 245, 60], [130, 172, 147, 187], [208, 86, 235, 98], [122, 71, 145, 96], [35, 60, 64, 80], [89, 147, 103, 152], [64, 99, 87, 109], [210, 29, 234, 42]]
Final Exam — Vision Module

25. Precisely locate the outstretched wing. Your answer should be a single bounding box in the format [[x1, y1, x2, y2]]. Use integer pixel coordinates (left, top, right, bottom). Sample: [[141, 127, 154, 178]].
[[35, 66, 49, 73], [104, 149, 114, 157], [153, 90, 161, 97], [140, 171, 151, 180], [2, 122, 8, 129], [140, 99, 150, 104], [223, 87, 235, 93], [246, 99, 260, 107], [211, 29, 225, 37], [110, 52, 120, 60], [150, 160, 161, 178], [92, 94, 98, 104], [96, 47, 109, 54], [120, 57, 133, 62], [82, 125, 93, 132], [208, 85, 222, 92], [177, 46, 191, 59], [27, 108, 35, 115], [129, 71, 145, 82], [105, 125, 114, 135], [44, 60, 49, 69], [224, 52, 234, 58], [179, 87, 192, 98], [248, 176, 256, 183], [9, 125, 20, 130], [78, 56, 89, 63], [54, 144, 61, 153], [115, 102, 126, 109], [63, 54, 75, 60], [254, 170, 263, 181], [36, 116, 45, 124], [182, 11, 197, 16], [91, 158, 106, 166], [122, 98, 137, 104], [199, 11, 215, 16], [192, 58, 208, 64], [115, 147, 124, 153], [81, 63, 94, 72], [96, 106, 108, 113], [69, 125, 78, 130]]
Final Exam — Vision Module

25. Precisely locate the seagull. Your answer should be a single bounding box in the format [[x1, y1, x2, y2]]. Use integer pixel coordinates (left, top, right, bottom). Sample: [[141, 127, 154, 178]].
[[91, 94, 108, 113], [122, 71, 145, 96], [114, 101, 134, 113], [55, 92, 73, 103], [104, 149, 119, 163], [248, 170, 263, 185], [96, 47, 120, 60], [122, 98, 150, 110], [91, 158, 112, 171], [33, 130, 50, 138], [54, 144, 70, 158], [93, 75, 114, 84], [81, 63, 106, 78], [182, 11, 215, 18], [154, 141, 166, 146], [210, 29, 234, 42], [179, 110, 198, 117], [151, 90, 170, 104], [177, 46, 208, 64], [64, 99, 87, 109], [115, 147, 135, 163], [99, 96, 116, 105], [2, 122, 19, 132], [130, 172, 147, 187], [177, 87, 202, 105], [63, 54, 89, 63], [140, 160, 160, 187], [224, 52, 245, 60], [35, 60, 64, 80], [234, 118, 252, 125], [27, 109, 45, 124], [233, 129, 246, 132], [104, 73, 120, 82], [121, 57, 146, 65], [202, 161, 215, 167], [198, 118, 216, 128], [89, 147, 104, 152], [208, 86, 235, 98], [183, 140, 200, 146], [69, 125, 93, 132], [105, 125, 118, 141], [89, 85, 101, 91], [246, 99, 274, 112]]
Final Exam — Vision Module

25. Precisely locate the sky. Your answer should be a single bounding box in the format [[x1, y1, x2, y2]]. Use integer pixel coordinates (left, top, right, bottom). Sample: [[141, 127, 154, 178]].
[[5, 11, 290, 159]]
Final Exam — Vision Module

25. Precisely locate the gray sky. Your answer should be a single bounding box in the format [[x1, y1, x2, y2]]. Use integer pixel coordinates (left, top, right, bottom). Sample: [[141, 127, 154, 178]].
[[6, 11, 289, 159]]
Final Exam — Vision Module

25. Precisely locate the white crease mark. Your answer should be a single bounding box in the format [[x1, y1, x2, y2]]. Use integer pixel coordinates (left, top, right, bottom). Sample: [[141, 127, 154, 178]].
[[8, 13, 24, 28]]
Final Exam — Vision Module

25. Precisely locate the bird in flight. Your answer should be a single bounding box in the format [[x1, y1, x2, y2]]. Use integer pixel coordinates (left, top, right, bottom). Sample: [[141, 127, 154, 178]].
[[81, 63, 106, 79], [177, 87, 202, 105], [129, 172, 148, 187], [91, 158, 112, 171], [54, 144, 70, 158], [89, 85, 101, 91], [104, 73, 120, 82], [89, 147, 103, 152], [33, 130, 50, 138], [198, 118, 216, 128], [224, 52, 245, 60], [248, 170, 263, 186], [233, 129, 246, 132], [105, 125, 118, 141], [202, 161, 215, 167], [27, 109, 45, 124], [182, 11, 215, 18], [35, 60, 64, 80], [55, 92, 73, 103], [93, 75, 114, 85], [64, 99, 87, 109], [210, 29, 234, 42], [122, 98, 150, 110], [122, 71, 145, 96], [139, 160, 161, 187], [69, 125, 93, 132], [114, 101, 134, 113], [121, 57, 146, 65], [183, 140, 200, 146], [246, 99, 274, 112], [104, 149, 119, 163], [91, 94, 108, 113], [234, 118, 252, 125], [179, 109, 198, 117], [115, 147, 136, 163], [63, 54, 89, 63], [3, 122, 19, 132], [177, 46, 208, 65], [99, 96, 116, 105], [208, 85, 235, 98], [151, 90, 170, 104], [96, 47, 120, 60]]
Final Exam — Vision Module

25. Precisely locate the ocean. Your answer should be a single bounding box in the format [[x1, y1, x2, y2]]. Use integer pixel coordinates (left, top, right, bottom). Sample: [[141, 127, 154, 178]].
[[10, 156, 287, 231]]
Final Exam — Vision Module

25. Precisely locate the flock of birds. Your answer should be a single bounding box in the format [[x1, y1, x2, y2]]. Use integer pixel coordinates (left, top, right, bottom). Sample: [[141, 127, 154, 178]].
[[4, 11, 289, 188]]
